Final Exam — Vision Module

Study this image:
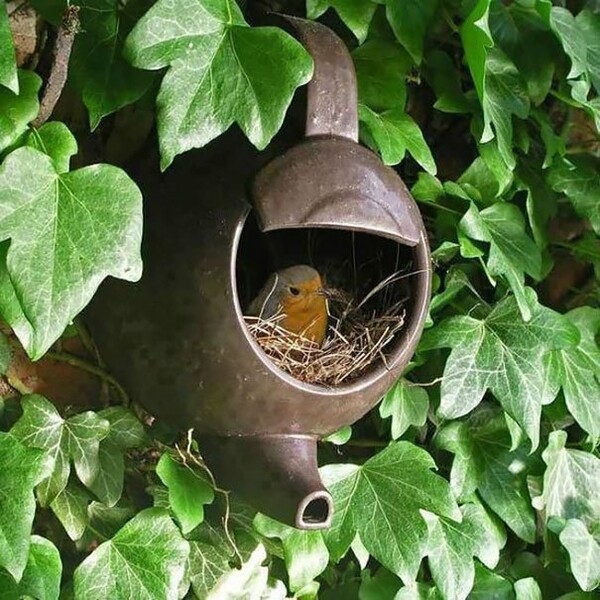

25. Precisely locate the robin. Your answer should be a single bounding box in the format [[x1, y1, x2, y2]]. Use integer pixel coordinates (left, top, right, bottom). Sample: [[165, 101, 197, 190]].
[[248, 265, 329, 345]]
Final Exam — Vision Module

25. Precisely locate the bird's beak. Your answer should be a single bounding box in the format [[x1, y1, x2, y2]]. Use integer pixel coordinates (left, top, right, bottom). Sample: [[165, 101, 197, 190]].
[[316, 288, 334, 299]]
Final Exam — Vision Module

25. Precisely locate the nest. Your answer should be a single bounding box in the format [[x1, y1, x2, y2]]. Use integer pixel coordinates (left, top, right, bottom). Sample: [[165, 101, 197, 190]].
[[244, 270, 408, 386]]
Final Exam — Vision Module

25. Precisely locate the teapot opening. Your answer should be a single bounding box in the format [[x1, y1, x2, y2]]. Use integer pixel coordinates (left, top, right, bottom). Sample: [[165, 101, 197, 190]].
[[235, 211, 420, 388]]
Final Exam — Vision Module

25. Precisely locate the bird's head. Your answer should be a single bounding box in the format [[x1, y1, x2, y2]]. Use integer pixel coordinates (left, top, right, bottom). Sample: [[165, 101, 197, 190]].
[[275, 265, 328, 310]]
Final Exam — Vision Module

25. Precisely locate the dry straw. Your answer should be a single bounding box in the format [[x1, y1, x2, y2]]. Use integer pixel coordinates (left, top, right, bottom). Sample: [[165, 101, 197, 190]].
[[244, 269, 411, 386]]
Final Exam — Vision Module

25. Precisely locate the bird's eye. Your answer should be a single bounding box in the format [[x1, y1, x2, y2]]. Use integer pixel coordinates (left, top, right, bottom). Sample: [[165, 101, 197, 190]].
[[289, 286, 301, 296]]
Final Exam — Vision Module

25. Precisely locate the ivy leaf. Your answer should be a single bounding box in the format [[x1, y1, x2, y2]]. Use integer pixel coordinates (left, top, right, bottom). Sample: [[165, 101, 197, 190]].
[[321, 441, 460, 582], [124, 0, 313, 169], [306, 0, 376, 43], [0, 146, 143, 359], [379, 379, 429, 440], [24, 122, 78, 174], [557, 519, 600, 592], [0, 4, 17, 93], [156, 453, 214, 534], [470, 563, 513, 600], [460, 0, 493, 104], [544, 308, 600, 445], [532, 430, 600, 527], [462, 0, 529, 169], [422, 291, 577, 448], [50, 481, 91, 541], [11, 395, 110, 506], [424, 50, 473, 114], [0, 432, 52, 581], [358, 105, 436, 174], [436, 410, 538, 542], [395, 582, 442, 600], [88, 408, 147, 507], [73, 508, 190, 600], [577, 9, 600, 93], [514, 577, 542, 600], [422, 503, 504, 600], [186, 522, 236, 598], [383, 0, 438, 64], [254, 514, 329, 593], [70, 0, 154, 129], [0, 70, 41, 153], [548, 156, 600, 235], [538, 3, 586, 80], [489, 1, 558, 105], [0, 535, 62, 600], [479, 48, 530, 170], [352, 40, 411, 111], [459, 202, 542, 320]]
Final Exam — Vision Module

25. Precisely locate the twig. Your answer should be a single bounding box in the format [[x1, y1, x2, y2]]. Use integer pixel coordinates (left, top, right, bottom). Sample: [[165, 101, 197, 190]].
[[32, 6, 80, 128], [45, 350, 130, 406], [177, 429, 242, 563]]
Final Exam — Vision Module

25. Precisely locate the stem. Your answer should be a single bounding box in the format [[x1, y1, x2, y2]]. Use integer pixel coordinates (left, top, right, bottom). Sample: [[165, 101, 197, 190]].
[[32, 6, 80, 128], [45, 351, 130, 406], [344, 439, 388, 448]]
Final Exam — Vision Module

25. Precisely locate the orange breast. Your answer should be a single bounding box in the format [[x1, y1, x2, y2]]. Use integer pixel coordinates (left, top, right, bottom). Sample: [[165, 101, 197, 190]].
[[281, 295, 328, 345]]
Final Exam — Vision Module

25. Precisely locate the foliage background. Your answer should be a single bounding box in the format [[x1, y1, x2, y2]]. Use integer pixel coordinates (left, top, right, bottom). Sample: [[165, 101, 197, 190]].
[[0, 0, 599, 598]]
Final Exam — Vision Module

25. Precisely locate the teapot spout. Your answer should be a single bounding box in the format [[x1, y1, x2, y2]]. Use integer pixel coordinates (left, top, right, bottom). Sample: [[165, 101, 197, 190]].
[[200, 434, 332, 530]]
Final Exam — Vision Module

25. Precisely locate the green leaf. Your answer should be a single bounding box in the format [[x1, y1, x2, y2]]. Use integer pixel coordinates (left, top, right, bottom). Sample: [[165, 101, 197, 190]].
[[379, 379, 429, 440], [532, 430, 600, 527], [480, 47, 530, 170], [423, 503, 504, 600], [80, 502, 135, 546], [50, 480, 91, 541], [544, 308, 600, 445], [70, 0, 154, 129], [0, 70, 40, 153], [383, 0, 438, 64], [489, 0, 558, 105], [462, 0, 530, 169], [436, 410, 538, 542], [395, 582, 442, 600], [558, 519, 600, 592], [0, 535, 62, 600], [0, 147, 143, 359], [460, 0, 493, 103], [0, 4, 17, 93], [323, 425, 352, 445], [11, 395, 110, 505], [254, 514, 329, 592], [24, 122, 78, 174], [156, 453, 214, 534], [358, 105, 436, 174], [321, 441, 460, 582], [0, 432, 52, 581], [548, 156, 600, 235], [538, 4, 586, 80], [306, 0, 376, 43], [424, 50, 473, 114], [459, 203, 542, 320], [568, 233, 600, 279], [87, 407, 146, 507], [73, 508, 189, 600], [0, 330, 11, 374], [577, 9, 600, 93], [352, 40, 411, 111], [359, 568, 401, 600], [514, 577, 542, 600], [124, 0, 313, 169], [470, 563, 513, 600], [186, 522, 236, 598], [422, 291, 577, 448]]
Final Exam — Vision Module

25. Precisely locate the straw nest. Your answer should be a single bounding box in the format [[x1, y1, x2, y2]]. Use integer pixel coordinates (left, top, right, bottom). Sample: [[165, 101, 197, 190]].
[[244, 270, 408, 386]]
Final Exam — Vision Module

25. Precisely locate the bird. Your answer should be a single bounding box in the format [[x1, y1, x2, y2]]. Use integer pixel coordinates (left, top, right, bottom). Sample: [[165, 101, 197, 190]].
[[247, 265, 329, 345]]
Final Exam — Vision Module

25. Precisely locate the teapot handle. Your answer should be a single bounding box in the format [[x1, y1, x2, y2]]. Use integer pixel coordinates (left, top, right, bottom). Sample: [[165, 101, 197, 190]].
[[283, 16, 359, 142]]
